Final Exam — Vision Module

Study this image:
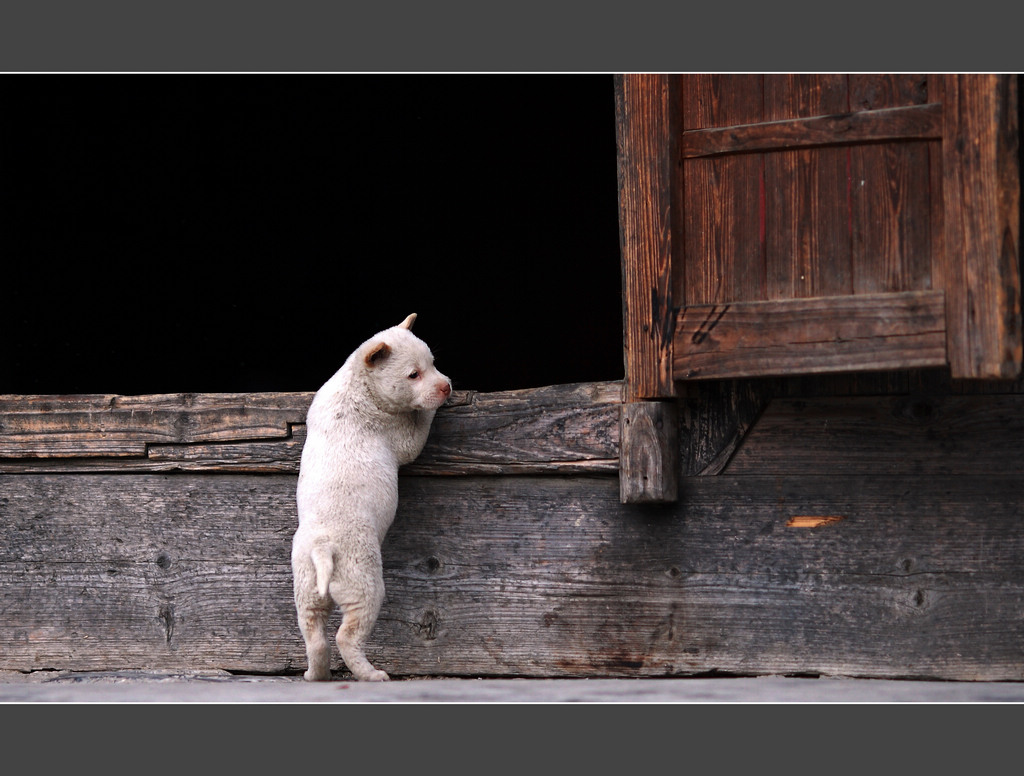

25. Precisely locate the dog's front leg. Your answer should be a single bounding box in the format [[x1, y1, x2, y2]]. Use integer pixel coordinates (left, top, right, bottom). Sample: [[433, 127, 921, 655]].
[[409, 408, 437, 461]]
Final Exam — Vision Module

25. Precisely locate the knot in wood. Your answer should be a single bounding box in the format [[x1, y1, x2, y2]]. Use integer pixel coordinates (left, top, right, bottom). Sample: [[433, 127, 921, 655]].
[[418, 610, 439, 641]]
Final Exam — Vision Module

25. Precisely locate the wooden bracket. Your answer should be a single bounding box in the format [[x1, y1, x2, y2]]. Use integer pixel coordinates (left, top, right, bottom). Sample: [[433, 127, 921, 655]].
[[619, 400, 679, 504]]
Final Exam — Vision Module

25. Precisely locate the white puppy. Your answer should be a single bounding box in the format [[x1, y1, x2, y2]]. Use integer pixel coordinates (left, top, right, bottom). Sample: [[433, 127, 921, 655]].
[[292, 314, 451, 681]]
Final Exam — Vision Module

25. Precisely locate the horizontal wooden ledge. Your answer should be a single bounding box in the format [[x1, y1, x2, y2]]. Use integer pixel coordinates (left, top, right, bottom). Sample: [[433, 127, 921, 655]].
[[674, 290, 948, 381], [681, 103, 942, 159], [0, 381, 624, 475], [0, 392, 311, 457]]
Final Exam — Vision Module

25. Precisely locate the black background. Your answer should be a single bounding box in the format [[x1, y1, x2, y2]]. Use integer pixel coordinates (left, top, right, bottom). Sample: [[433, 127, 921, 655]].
[[2, 74, 623, 395]]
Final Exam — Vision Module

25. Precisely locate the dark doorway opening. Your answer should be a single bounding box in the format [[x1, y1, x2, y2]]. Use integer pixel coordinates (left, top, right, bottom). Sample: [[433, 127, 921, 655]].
[[3, 74, 623, 395]]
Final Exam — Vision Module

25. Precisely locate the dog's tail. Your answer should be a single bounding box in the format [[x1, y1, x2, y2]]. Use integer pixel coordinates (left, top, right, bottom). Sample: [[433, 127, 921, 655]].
[[310, 544, 334, 600]]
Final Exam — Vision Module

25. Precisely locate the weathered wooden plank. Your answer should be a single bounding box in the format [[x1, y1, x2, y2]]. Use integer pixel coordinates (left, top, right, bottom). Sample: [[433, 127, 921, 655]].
[[673, 367, 1008, 477], [681, 103, 942, 159], [765, 73, 848, 120], [851, 141, 934, 294], [0, 382, 623, 475], [848, 71, 934, 296], [406, 381, 621, 474], [0, 392, 310, 458], [848, 74, 928, 111], [619, 401, 678, 503], [151, 383, 624, 476], [724, 393, 1024, 476], [764, 76, 850, 300], [941, 74, 1022, 379], [2, 473, 1022, 680], [681, 74, 765, 131], [0, 474, 300, 673], [615, 74, 676, 400], [679, 379, 772, 476], [684, 154, 766, 305], [673, 290, 948, 380], [927, 76, 947, 315], [146, 426, 309, 473], [682, 75, 765, 306]]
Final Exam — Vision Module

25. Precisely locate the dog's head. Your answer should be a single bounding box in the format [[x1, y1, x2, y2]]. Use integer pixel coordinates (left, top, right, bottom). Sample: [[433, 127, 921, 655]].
[[359, 314, 451, 413]]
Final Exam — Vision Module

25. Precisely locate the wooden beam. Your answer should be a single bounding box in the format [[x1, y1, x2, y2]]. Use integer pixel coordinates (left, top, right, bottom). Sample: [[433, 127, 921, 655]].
[[673, 290, 948, 380], [4, 472, 1023, 680], [615, 75, 680, 504], [0, 382, 623, 476], [0, 392, 306, 458], [615, 74, 676, 401], [619, 401, 678, 503], [682, 103, 942, 159], [406, 381, 621, 475], [941, 74, 1022, 379]]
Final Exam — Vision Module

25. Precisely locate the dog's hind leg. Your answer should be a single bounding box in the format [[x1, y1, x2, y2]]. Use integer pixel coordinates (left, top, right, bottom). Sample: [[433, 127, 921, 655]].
[[296, 602, 333, 681], [335, 569, 390, 682]]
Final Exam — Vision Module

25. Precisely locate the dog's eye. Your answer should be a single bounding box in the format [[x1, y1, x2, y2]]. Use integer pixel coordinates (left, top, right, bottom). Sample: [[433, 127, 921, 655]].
[[408, 370, 420, 379]]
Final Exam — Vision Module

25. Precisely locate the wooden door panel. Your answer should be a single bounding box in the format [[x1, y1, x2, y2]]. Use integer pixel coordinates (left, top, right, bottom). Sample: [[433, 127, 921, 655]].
[[683, 155, 764, 305], [850, 141, 934, 294], [618, 73, 1020, 390], [765, 146, 852, 300]]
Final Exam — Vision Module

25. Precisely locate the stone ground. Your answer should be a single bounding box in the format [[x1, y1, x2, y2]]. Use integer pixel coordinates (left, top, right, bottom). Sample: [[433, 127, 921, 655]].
[[2, 671, 1024, 703]]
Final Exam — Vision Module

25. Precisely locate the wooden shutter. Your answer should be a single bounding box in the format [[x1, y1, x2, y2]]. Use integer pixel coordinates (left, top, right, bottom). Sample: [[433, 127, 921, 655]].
[[615, 74, 1021, 503], [618, 74, 1021, 394]]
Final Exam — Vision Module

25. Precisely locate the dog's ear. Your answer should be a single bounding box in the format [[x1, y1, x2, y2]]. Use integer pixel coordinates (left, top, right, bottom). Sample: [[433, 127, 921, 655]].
[[364, 341, 391, 368], [399, 313, 417, 330]]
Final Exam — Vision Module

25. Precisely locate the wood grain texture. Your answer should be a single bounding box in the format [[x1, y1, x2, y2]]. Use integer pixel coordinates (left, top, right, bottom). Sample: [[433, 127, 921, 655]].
[[848, 74, 928, 111], [673, 290, 948, 380], [633, 74, 1020, 387], [676, 367, 1024, 478], [679, 379, 772, 476], [682, 75, 765, 306], [0, 382, 623, 475], [0, 392, 308, 458], [405, 381, 622, 475], [3, 473, 1022, 680], [941, 74, 1022, 379], [678, 75, 943, 313], [764, 145, 851, 299], [681, 103, 942, 159], [724, 393, 1024, 476], [851, 141, 934, 294], [615, 74, 676, 399], [681, 74, 765, 131], [684, 154, 765, 304], [619, 401, 678, 503], [763, 76, 850, 301]]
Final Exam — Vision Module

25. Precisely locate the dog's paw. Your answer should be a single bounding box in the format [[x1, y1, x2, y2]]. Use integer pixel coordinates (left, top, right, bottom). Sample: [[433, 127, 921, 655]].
[[304, 668, 332, 682], [359, 669, 390, 682]]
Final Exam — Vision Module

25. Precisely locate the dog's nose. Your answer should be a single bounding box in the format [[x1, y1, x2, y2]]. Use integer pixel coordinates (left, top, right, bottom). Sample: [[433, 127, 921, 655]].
[[439, 381, 452, 397]]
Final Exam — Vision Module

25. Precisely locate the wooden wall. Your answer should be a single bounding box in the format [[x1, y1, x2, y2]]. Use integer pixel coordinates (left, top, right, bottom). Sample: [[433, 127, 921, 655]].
[[2, 372, 1022, 680]]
